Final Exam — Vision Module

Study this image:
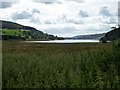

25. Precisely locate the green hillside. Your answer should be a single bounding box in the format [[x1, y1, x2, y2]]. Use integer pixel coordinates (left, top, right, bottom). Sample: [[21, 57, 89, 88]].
[[105, 27, 120, 41], [0, 20, 36, 30], [100, 26, 120, 42], [0, 20, 64, 40]]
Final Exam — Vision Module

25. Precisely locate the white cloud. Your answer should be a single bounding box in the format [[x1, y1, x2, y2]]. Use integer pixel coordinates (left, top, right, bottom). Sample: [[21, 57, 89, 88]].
[[0, 2, 13, 8], [44, 20, 52, 24], [33, 0, 58, 4], [99, 7, 111, 16], [32, 8, 40, 13], [32, 0, 85, 4], [11, 11, 32, 20], [85, 0, 118, 2], [0, 0, 118, 37], [79, 10, 89, 17], [0, 0, 20, 9], [30, 17, 41, 24]]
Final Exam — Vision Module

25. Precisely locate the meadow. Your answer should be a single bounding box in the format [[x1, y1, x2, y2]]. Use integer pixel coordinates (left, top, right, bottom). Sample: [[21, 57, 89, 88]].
[[2, 41, 120, 88], [1, 29, 30, 36]]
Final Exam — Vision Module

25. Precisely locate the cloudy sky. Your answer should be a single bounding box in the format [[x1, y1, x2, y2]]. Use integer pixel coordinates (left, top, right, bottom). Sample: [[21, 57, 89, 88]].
[[0, 0, 119, 37]]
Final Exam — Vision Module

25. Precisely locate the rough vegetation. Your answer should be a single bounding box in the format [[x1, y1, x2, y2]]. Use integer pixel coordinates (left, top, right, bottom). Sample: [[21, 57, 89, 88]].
[[2, 41, 120, 88]]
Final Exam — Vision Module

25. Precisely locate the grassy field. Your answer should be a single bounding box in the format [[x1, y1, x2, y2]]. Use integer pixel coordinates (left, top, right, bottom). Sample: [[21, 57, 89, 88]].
[[1, 29, 30, 36], [2, 41, 120, 88]]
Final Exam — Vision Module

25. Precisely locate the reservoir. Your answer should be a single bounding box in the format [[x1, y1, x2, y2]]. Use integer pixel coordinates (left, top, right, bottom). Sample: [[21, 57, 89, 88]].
[[25, 39, 99, 43]]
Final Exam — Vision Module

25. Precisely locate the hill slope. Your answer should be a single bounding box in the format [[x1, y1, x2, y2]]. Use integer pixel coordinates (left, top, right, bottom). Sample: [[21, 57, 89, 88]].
[[0, 20, 37, 31], [73, 33, 105, 40], [0, 20, 63, 40], [100, 27, 120, 42], [105, 27, 120, 41]]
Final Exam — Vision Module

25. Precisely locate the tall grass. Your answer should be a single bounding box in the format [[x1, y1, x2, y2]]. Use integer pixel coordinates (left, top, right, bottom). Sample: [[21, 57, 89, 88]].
[[2, 41, 120, 88]]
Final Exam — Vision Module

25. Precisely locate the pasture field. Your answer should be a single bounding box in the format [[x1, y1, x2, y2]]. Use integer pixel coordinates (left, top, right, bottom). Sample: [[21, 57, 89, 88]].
[[2, 41, 120, 88], [1, 29, 30, 36]]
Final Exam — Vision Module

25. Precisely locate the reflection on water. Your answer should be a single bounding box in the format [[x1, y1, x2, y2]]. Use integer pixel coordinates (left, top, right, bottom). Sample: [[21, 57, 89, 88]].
[[26, 39, 99, 43]]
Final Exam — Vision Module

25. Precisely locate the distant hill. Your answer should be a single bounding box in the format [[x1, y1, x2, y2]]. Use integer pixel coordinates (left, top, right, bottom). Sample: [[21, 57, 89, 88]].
[[0, 20, 64, 40], [72, 33, 106, 40]]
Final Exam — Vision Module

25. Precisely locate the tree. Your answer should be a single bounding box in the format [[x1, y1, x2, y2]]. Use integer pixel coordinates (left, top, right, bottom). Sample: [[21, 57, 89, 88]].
[[18, 34, 21, 37], [100, 37, 107, 43], [3, 31, 5, 34], [111, 27, 116, 30], [19, 29, 21, 32], [14, 32, 16, 35], [118, 25, 120, 28]]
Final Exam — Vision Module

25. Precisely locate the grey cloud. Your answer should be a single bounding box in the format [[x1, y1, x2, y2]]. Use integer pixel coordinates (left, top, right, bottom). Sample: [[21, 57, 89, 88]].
[[109, 18, 117, 24], [73, 20, 84, 24], [58, 15, 67, 23], [108, 18, 117, 24], [44, 25, 111, 37], [44, 25, 109, 37], [32, 8, 40, 13], [44, 27, 76, 35], [103, 17, 117, 24], [0, 0, 19, 9], [11, 11, 32, 20], [68, 0, 84, 3], [66, 19, 84, 24], [44, 18, 84, 25], [84, 25, 111, 34], [33, 0, 84, 4], [99, 25, 111, 32], [119, 1, 120, 16], [30, 17, 41, 24], [58, 15, 84, 24], [44, 20, 52, 24], [99, 7, 111, 16], [0, 2, 13, 8], [33, 0, 58, 4], [79, 10, 89, 17]]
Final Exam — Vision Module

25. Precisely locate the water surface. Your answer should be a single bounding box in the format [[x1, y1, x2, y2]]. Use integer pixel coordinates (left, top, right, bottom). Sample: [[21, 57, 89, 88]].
[[26, 39, 99, 43]]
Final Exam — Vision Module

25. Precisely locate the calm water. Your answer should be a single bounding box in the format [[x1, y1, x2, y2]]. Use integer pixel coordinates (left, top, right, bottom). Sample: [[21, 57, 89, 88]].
[[26, 39, 99, 43]]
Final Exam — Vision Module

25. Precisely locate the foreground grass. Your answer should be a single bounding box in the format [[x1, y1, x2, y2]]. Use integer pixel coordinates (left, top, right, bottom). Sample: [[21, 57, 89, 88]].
[[2, 41, 120, 88]]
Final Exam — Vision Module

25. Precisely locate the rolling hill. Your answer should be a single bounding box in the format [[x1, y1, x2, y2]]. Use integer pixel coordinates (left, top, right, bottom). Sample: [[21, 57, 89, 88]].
[[104, 27, 120, 41], [73, 33, 106, 40], [100, 26, 120, 42], [0, 20, 36, 31], [0, 20, 63, 40]]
